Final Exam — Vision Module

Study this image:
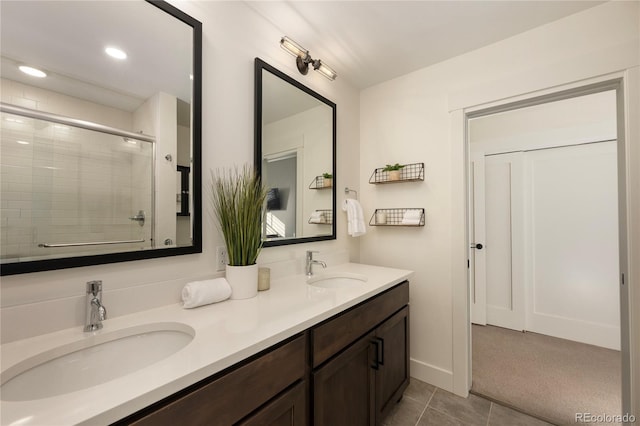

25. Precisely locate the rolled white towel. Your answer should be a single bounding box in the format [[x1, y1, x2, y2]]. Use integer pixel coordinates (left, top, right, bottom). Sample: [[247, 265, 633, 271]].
[[309, 211, 325, 223], [401, 209, 422, 225], [182, 278, 232, 309]]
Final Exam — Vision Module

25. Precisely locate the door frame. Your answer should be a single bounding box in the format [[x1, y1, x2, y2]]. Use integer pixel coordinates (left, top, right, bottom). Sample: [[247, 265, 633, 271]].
[[451, 72, 636, 418]]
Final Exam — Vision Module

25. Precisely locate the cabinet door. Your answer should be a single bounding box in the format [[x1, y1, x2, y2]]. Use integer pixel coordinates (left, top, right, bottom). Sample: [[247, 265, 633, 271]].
[[313, 333, 375, 426], [375, 306, 410, 424], [238, 381, 307, 426], [124, 335, 306, 426]]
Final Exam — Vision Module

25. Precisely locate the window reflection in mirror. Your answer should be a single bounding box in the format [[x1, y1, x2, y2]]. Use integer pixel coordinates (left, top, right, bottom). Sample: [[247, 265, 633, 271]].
[[255, 58, 336, 247], [0, 1, 202, 275]]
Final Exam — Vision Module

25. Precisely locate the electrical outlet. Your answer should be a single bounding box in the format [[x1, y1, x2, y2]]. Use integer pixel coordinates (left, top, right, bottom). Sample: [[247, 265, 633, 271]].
[[216, 246, 227, 272]]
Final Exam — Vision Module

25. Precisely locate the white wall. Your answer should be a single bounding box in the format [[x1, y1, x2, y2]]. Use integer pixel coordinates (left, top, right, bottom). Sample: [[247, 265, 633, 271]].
[[0, 78, 132, 130], [360, 0, 639, 398], [0, 0, 361, 343], [133, 92, 178, 248], [469, 90, 617, 153]]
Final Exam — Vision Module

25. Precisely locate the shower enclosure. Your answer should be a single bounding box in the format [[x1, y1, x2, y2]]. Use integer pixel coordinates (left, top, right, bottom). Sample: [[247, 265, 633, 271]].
[[1, 105, 155, 263]]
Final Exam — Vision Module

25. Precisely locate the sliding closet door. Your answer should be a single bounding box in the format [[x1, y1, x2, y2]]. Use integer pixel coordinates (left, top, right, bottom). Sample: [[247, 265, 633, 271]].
[[525, 141, 620, 350]]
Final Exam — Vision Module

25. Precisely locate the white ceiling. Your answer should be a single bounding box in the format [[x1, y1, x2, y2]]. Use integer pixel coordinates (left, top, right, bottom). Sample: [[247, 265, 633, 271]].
[[1, 1, 192, 112], [0, 1, 605, 113], [247, 1, 605, 89]]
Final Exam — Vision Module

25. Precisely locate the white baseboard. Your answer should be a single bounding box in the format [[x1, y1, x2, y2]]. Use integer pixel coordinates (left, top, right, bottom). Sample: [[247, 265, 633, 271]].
[[410, 358, 455, 395]]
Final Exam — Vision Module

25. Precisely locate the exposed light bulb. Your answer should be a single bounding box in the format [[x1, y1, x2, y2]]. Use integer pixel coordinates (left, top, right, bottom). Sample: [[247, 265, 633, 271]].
[[280, 36, 309, 60], [315, 62, 337, 81]]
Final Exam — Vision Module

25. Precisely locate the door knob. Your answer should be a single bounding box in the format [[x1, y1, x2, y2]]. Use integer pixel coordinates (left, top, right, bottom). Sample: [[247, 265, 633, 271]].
[[471, 243, 483, 250]]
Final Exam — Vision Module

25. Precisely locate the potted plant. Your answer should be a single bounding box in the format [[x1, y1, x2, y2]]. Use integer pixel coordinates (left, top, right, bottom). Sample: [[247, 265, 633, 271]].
[[322, 172, 333, 188], [383, 163, 405, 181], [211, 165, 266, 299]]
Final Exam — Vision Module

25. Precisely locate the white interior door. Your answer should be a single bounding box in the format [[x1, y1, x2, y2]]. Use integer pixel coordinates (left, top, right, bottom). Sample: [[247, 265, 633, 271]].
[[472, 151, 525, 330], [484, 153, 525, 331], [524, 141, 620, 350], [470, 152, 486, 325]]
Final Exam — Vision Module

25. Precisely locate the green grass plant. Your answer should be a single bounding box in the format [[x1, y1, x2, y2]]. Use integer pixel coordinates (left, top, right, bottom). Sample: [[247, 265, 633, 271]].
[[211, 166, 266, 266]]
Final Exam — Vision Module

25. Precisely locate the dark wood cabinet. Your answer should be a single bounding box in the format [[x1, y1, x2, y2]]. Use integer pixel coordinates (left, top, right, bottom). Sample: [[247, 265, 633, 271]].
[[115, 281, 410, 426], [117, 334, 307, 426], [238, 381, 307, 426], [313, 333, 376, 426], [312, 283, 410, 426], [374, 306, 410, 422]]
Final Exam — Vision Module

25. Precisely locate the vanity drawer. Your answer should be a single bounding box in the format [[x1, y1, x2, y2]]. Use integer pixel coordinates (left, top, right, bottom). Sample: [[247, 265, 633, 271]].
[[127, 334, 306, 426], [311, 281, 409, 368]]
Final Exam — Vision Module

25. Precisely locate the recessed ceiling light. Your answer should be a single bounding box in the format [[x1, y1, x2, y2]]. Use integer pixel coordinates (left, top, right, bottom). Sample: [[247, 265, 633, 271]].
[[18, 65, 47, 78], [105, 47, 127, 60], [17, 140, 30, 145], [5, 117, 24, 123]]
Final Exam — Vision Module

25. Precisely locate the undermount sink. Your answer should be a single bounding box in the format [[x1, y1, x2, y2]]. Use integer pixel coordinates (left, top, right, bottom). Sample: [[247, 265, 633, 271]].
[[307, 272, 368, 288], [1, 322, 194, 401]]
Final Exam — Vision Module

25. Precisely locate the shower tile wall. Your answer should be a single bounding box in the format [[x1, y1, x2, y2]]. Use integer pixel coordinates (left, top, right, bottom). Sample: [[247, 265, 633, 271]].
[[1, 79, 153, 262]]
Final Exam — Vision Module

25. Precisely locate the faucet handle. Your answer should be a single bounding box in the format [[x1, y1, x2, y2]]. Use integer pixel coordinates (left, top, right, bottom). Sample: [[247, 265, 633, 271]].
[[98, 304, 107, 321]]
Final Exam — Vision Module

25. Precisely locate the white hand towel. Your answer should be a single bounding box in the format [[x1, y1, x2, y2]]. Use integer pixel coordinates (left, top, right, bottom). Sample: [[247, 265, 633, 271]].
[[182, 278, 232, 309], [342, 199, 366, 237]]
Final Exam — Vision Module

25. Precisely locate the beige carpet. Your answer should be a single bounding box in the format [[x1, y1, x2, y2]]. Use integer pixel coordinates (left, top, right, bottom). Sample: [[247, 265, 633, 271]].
[[472, 324, 621, 425]]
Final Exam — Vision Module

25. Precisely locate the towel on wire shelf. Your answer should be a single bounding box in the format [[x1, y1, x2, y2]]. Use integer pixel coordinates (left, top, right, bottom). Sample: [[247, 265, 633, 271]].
[[342, 198, 366, 237], [182, 278, 232, 308], [401, 209, 423, 225], [309, 211, 325, 224]]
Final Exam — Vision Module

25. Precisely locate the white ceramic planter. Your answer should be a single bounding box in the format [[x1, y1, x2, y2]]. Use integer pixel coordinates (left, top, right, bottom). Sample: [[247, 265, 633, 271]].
[[225, 264, 258, 299], [388, 170, 401, 181]]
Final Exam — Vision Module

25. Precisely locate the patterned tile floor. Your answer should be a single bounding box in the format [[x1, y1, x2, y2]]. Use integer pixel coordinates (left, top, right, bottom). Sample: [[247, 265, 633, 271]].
[[383, 378, 554, 426]]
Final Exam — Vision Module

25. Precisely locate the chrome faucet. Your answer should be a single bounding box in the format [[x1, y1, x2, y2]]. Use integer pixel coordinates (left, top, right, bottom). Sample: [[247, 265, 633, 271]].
[[84, 280, 107, 332], [306, 250, 327, 277]]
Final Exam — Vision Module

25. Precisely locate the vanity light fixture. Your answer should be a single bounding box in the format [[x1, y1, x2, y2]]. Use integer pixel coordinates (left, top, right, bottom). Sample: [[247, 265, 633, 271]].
[[280, 36, 337, 81], [18, 65, 47, 78], [16, 140, 30, 145], [105, 46, 127, 60]]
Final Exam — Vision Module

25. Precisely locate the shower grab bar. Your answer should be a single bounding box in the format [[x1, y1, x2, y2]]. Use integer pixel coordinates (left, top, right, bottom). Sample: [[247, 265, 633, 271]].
[[38, 239, 145, 248], [0, 102, 155, 143]]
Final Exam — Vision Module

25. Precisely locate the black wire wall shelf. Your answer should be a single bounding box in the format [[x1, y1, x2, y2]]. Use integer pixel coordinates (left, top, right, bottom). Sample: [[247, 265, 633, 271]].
[[369, 208, 425, 227], [309, 175, 333, 189], [369, 162, 424, 184], [308, 209, 333, 225]]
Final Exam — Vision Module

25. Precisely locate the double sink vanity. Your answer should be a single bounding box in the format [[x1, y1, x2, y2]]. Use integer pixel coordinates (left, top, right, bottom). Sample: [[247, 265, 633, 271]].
[[1, 2, 410, 425], [0, 263, 412, 425]]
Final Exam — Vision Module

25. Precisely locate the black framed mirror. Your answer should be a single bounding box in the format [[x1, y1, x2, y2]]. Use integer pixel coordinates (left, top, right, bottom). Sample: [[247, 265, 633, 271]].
[[0, 1, 202, 275], [254, 58, 336, 247]]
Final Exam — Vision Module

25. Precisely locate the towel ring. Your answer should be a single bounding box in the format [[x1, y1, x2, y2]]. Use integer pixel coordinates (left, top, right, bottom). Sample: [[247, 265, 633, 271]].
[[344, 187, 358, 199]]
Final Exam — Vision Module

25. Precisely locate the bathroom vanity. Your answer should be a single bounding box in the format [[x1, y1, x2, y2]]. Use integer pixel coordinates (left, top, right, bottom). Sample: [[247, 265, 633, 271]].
[[0, 263, 412, 426]]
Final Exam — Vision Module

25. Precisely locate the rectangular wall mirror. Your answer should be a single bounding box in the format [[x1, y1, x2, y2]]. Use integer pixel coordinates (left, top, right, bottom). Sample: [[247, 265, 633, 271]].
[[0, 0, 202, 275], [254, 58, 336, 247]]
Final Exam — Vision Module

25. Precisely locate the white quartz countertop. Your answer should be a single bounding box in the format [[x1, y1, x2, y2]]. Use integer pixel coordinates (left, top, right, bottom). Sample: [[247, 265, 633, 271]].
[[0, 263, 413, 426]]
